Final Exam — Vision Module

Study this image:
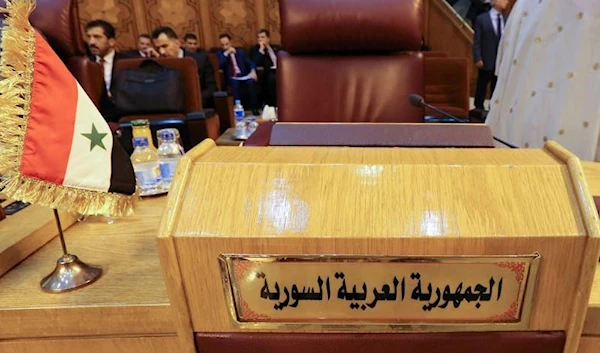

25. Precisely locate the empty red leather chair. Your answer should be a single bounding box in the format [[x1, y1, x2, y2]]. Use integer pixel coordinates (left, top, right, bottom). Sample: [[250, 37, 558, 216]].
[[277, 0, 425, 123], [23, 0, 103, 107]]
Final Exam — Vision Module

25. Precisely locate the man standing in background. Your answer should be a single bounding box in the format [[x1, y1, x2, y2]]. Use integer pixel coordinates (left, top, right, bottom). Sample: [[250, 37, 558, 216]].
[[472, 0, 508, 111], [251, 29, 281, 107], [486, 0, 600, 160]]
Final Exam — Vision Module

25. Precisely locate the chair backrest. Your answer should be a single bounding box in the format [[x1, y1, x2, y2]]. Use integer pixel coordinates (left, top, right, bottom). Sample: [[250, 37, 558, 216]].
[[27, 0, 86, 59], [114, 57, 203, 113], [277, 0, 425, 123], [207, 52, 223, 91]]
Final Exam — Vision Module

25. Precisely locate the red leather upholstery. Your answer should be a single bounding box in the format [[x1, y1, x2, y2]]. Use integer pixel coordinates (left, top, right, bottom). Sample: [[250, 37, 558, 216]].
[[195, 332, 565, 353], [67, 57, 103, 108], [280, 0, 423, 54], [19, 0, 102, 107], [29, 0, 86, 59], [425, 56, 470, 118], [277, 53, 424, 123], [277, 0, 426, 124], [244, 122, 494, 148]]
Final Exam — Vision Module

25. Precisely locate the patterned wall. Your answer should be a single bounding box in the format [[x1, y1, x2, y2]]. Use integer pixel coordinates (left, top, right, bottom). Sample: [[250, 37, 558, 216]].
[[77, 0, 281, 51]]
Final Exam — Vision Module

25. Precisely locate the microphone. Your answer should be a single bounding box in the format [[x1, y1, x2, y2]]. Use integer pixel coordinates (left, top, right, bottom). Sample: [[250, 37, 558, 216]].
[[409, 94, 468, 123], [408, 94, 518, 149]]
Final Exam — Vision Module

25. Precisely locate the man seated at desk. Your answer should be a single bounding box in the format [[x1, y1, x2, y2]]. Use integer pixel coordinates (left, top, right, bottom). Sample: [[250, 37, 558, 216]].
[[151, 26, 217, 108], [217, 33, 259, 116]]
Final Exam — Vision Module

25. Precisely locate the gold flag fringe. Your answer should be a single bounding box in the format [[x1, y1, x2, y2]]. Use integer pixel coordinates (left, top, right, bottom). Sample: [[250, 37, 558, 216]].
[[0, 0, 136, 217]]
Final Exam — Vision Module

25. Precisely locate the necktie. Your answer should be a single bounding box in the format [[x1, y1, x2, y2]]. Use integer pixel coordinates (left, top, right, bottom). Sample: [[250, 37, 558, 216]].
[[497, 14, 503, 39], [230, 54, 241, 76], [267, 46, 277, 68]]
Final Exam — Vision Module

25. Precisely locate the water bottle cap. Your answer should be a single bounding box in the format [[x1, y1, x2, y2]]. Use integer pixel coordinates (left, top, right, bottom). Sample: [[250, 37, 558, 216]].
[[133, 137, 149, 147], [159, 130, 176, 141], [131, 119, 150, 127], [235, 99, 241, 105]]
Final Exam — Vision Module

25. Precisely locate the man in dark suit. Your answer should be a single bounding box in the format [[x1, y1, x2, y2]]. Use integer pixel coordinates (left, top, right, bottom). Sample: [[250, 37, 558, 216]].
[[123, 33, 159, 58], [472, 0, 508, 110], [151, 26, 217, 108], [250, 29, 281, 107], [182, 33, 199, 53], [466, 0, 492, 26], [217, 33, 259, 115], [85, 20, 131, 123]]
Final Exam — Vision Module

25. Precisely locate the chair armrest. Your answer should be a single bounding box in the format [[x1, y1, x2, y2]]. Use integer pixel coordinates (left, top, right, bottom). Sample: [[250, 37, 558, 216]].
[[186, 111, 220, 145], [213, 92, 235, 134], [187, 109, 216, 121]]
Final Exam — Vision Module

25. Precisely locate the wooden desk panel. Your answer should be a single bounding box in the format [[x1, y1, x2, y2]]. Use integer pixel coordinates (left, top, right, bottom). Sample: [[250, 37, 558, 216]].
[[0, 335, 181, 353], [0, 196, 175, 339], [579, 337, 600, 353], [583, 162, 600, 196]]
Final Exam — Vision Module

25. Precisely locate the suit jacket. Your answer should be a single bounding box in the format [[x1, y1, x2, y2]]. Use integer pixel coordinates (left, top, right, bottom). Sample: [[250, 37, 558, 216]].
[[122, 50, 146, 59], [88, 51, 130, 122], [250, 44, 282, 70], [466, 0, 491, 24], [216, 48, 256, 81], [473, 11, 507, 71], [184, 50, 217, 108]]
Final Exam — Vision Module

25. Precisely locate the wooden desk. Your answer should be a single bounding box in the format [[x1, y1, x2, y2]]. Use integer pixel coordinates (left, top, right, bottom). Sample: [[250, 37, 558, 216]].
[[215, 128, 243, 146], [580, 162, 600, 353], [0, 161, 600, 353], [0, 196, 180, 353]]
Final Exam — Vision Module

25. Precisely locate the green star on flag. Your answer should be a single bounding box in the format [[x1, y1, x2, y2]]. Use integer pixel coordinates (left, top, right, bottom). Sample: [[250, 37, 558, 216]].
[[81, 123, 108, 151]]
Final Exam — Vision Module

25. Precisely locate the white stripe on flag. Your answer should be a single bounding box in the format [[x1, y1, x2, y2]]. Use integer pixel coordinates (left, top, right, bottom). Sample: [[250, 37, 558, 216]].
[[62, 83, 113, 192]]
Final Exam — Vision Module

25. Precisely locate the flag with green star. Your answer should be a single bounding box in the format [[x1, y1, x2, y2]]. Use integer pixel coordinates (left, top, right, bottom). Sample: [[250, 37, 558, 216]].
[[0, 1, 136, 216]]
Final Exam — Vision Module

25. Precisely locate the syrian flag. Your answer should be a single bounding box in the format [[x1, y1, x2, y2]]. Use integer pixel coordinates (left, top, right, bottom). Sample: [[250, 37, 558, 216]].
[[0, 0, 136, 216]]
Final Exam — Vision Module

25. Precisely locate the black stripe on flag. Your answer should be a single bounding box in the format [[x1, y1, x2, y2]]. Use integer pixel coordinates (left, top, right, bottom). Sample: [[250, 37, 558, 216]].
[[108, 132, 136, 195]]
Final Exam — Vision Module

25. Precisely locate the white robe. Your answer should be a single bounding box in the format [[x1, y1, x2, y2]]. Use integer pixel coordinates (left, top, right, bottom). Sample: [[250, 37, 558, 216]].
[[485, 0, 600, 161]]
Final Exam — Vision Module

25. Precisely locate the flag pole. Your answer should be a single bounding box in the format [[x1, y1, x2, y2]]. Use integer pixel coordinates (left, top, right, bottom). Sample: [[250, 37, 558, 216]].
[[40, 209, 103, 293], [53, 209, 68, 256]]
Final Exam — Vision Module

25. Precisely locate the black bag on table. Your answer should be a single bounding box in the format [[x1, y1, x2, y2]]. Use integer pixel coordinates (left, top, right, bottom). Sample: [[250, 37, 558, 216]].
[[114, 59, 185, 115]]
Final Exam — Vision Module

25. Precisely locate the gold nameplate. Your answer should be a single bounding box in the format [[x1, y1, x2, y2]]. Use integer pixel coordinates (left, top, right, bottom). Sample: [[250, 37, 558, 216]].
[[219, 254, 539, 327]]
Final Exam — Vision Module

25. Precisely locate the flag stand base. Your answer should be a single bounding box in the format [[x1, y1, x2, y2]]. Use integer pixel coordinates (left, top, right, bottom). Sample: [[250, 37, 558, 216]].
[[39, 210, 102, 293], [40, 254, 102, 293]]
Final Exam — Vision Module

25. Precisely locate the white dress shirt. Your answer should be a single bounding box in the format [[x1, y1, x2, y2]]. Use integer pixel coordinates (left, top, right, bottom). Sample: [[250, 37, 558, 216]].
[[489, 8, 505, 37], [178, 48, 185, 59], [96, 49, 115, 92]]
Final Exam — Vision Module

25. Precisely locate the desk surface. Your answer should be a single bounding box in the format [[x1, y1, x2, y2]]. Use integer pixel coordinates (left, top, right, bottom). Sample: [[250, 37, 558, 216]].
[[0, 196, 175, 339], [1, 161, 600, 339]]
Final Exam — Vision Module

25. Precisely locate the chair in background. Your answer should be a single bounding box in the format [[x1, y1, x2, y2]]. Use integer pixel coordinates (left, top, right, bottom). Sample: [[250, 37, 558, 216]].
[[24, 0, 103, 107], [114, 58, 220, 147], [277, 0, 425, 123], [424, 56, 470, 119]]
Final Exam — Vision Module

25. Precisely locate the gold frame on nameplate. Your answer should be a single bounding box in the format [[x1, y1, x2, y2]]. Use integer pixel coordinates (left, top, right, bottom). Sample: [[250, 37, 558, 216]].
[[218, 253, 541, 332]]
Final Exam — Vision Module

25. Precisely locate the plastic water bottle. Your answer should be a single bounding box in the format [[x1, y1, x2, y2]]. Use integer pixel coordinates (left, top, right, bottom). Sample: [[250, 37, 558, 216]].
[[247, 114, 258, 136], [157, 130, 183, 190], [234, 99, 247, 139], [131, 137, 163, 195]]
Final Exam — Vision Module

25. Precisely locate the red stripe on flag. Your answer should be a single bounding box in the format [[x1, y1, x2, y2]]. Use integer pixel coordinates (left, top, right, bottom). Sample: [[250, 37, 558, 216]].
[[20, 31, 78, 185]]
